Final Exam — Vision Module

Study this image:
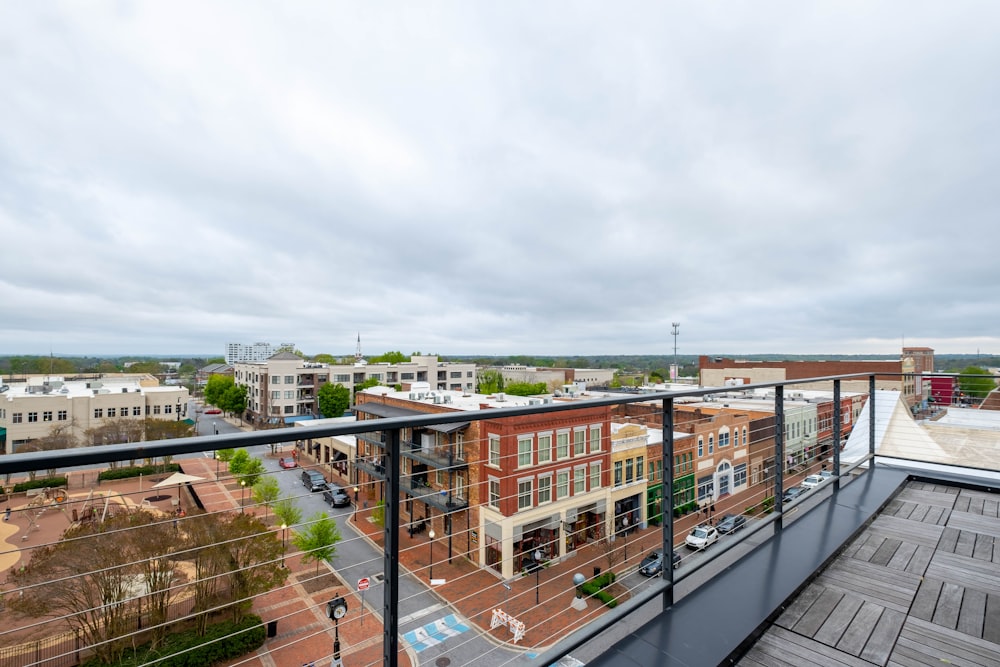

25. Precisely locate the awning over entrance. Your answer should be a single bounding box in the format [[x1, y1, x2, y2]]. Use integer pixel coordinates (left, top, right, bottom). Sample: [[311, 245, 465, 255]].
[[353, 403, 423, 419], [425, 421, 470, 434]]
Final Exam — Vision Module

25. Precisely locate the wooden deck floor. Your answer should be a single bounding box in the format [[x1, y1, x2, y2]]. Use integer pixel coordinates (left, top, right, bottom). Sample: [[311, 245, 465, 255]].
[[739, 482, 1000, 666]]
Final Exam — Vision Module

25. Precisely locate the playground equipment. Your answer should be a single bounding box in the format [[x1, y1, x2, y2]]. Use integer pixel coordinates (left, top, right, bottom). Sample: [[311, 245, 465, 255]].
[[20, 487, 71, 540]]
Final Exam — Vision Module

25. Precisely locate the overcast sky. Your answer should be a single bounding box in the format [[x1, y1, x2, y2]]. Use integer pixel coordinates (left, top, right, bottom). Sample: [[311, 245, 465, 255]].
[[2, 3, 999, 358]]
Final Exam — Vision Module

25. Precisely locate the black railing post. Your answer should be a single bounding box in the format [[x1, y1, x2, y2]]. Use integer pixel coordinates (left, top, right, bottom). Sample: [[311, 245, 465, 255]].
[[774, 385, 785, 530], [383, 427, 401, 667], [832, 380, 842, 490], [662, 396, 675, 610], [869, 375, 877, 458]]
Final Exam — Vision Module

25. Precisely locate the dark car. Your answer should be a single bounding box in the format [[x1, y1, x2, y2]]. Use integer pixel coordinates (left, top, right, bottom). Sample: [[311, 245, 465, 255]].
[[323, 485, 351, 507], [782, 486, 806, 504], [301, 469, 328, 493], [716, 514, 747, 534], [639, 549, 682, 576]]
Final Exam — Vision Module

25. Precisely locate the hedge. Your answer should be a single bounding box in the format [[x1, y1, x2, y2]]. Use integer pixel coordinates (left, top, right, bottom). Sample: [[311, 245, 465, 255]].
[[82, 614, 267, 667], [98, 464, 181, 481], [595, 590, 618, 608], [13, 478, 68, 493]]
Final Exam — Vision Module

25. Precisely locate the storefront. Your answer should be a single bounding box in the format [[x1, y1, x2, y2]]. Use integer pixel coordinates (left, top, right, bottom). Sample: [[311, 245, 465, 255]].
[[563, 500, 606, 553], [614, 495, 641, 535], [514, 515, 560, 570]]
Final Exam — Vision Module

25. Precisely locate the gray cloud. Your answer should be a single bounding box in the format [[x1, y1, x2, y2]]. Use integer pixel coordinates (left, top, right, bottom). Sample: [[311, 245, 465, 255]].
[[2, 3, 999, 357]]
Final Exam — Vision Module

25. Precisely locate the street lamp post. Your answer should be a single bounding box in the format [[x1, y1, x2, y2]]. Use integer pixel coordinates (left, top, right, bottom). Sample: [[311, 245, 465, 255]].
[[428, 529, 436, 581], [240, 480, 246, 514], [353, 486, 359, 522], [533, 549, 543, 605], [621, 515, 630, 561], [327, 596, 347, 667], [280, 523, 287, 566]]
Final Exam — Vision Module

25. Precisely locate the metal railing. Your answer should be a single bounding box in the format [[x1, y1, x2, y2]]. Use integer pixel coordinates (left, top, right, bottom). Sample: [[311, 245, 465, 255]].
[[0, 372, 991, 666]]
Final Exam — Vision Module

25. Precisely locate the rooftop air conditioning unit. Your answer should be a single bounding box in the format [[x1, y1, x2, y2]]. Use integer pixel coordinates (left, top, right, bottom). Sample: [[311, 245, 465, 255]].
[[528, 398, 541, 406], [443, 395, 452, 403], [433, 395, 442, 404], [408, 393, 416, 400], [496, 392, 505, 401]]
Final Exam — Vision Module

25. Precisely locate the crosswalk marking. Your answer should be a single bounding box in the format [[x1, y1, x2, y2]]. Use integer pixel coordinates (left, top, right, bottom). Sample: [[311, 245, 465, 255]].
[[402, 613, 470, 653]]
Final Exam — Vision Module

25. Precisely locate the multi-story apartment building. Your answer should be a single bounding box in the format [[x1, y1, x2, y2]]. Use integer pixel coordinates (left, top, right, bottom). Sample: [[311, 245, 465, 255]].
[[233, 354, 476, 426], [225, 341, 293, 365], [353, 386, 615, 579], [494, 365, 616, 390], [0, 375, 190, 453]]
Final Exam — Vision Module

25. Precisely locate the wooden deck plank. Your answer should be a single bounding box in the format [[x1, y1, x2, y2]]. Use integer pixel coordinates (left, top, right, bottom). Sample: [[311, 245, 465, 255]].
[[886, 541, 918, 571], [926, 552, 1000, 597], [909, 504, 930, 523], [759, 626, 879, 667], [925, 505, 949, 526], [956, 529, 977, 557], [938, 526, 960, 553], [985, 593, 1000, 644], [898, 616, 1000, 665], [866, 514, 945, 548], [815, 595, 865, 646], [931, 582, 964, 630], [903, 545, 934, 575], [948, 511, 1000, 540], [777, 582, 824, 630], [958, 587, 987, 639], [896, 488, 957, 509], [853, 534, 883, 563], [909, 578, 942, 622], [871, 538, 902, 566], [860, 607, 906, 665], [794, 588, 845, 637], [836, 601, 884, 657]]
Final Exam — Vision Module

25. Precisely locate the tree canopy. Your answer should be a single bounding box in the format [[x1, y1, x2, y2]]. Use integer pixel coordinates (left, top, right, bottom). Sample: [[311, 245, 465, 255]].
[[958, 366, 997, 400], [318, 382, 351, 417], [369, 351, 408, 364], [293, 512, 341, 573], [504, 381, 548, 396], [477, 369, 505, 394]]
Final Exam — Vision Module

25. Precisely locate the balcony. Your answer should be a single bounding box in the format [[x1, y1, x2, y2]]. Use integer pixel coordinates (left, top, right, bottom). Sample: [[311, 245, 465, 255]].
[[0, 373, 997, 667]]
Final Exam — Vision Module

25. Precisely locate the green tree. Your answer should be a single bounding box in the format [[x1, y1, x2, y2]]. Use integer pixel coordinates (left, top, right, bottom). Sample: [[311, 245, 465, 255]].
[[313, 353, 336, 363], [369, 351, 408, 364], [204, 375, 235, 408], [477, 369, 505, 394], [253, 476, 281, 519], [318, 382, 351, 418], [127, 360, 166, 374], [504, 382, 548, 396], [220, 384, 248, 416], [958, 366, 997, 400], [212, 513, 286, 623], [292, 511, 342, 574], [228, 450, 251, 476], [273, 498, 303, 530]]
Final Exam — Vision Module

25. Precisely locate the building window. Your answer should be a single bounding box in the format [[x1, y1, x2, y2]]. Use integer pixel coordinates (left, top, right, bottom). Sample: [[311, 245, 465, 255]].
[[455, 434, 465, 460], [436, 469, 447, 486], [556, 431, 570, 459], [450, 371, 462, 378], [284, 390, 294, 399], [467, 371, 473, 377], [697, 475, 714, 501], [401, 373, 414, 380], [742, 427, 748, 446], [614, 460, 623, 487], [284, 375, 294, 384], [455, 473, 466, 500], [272, 375, 281, 384], [589, 426, 601, 452], [284, 405, 294, 414], [536, 476, 553, 505], [153, 405, 161, 415], [336, 374, 351, 382], [537, 433, 551, 463], [133, 406, 141, 416], [43, 411, 53, 422], [518, 436, 533, 468], [92, 409, 102, 419], [574, 468, 586, 494], [489, 435, 501, 467], [489, 479, 500, 508], [719, 430, 730, 447], [58, 410, 67, 421], [556, 471, 569, 499], [636, 456, 645, 480], [625, 458, 634, 484], [708, 435, 714, 454], [518, 480, 533, 510], [573, 428, 585, 456], [697, 437, 703, 457], [589, 462, 601, 489], [12, 413, 22, 423], [734, 463, 747, 487], [162, 406, 170, 415], [271, 390, 280, 400]]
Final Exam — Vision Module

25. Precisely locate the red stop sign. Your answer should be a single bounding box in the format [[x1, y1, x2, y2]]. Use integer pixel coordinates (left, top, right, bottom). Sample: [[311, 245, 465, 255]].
[[358, 577, 370, 591]]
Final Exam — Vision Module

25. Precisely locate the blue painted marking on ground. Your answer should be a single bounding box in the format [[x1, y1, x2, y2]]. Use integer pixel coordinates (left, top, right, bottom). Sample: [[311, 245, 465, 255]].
[[402, 613, 470, 653]]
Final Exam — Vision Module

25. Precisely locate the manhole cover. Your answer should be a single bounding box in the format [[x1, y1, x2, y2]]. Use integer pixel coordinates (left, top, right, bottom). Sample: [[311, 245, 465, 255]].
[[373, 573, 385, 583], [435, 658, 451, 667]]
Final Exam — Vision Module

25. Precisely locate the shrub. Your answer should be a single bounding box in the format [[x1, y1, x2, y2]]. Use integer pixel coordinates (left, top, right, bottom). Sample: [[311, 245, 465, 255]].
[[82, 614, 266, 667], [98, 464, 181, 481], [595, 590, 618, 608], [762, 496, 775, 513], [13, 477, 68, 493]]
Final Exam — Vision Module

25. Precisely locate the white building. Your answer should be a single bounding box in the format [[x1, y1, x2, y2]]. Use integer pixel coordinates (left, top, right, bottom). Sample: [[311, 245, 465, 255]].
[[225, 342, 295, 365], [0, 375, 190, 453]]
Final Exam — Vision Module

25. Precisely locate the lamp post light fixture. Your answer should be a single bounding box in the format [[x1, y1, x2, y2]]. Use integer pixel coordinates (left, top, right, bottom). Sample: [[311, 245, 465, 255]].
[[573, 572, 585, 598], [533, 549, 543, 605], [621, 515, 630, 561], [240, 480, 246, 514], [280, 523, 287, 566], [353, 486, 359, 522], [327, 596, 348, 667], [428, 529, 436, 581]]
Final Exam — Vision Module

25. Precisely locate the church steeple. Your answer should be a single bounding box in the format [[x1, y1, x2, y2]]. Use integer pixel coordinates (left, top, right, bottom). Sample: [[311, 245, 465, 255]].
[[355, 332, 362, 363]]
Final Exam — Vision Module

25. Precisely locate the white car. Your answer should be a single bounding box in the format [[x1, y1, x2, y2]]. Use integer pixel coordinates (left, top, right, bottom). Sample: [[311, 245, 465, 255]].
[[685, 525, 720, 550], [801, 474, 825, 489]]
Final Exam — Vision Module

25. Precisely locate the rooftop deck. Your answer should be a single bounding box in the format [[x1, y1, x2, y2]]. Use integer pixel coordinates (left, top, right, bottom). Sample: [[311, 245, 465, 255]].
[[584, 465, 1000, 667]]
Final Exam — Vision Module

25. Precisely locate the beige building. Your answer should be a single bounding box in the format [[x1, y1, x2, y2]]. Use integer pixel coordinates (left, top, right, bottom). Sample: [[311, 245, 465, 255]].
[[233, 353, 477, 426], [0, 375, 190, 453], [494, 365, 616, 390]]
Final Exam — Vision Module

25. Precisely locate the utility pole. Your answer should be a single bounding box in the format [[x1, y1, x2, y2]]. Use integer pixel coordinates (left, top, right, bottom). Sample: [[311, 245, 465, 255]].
[[671, 323, 680, 381]]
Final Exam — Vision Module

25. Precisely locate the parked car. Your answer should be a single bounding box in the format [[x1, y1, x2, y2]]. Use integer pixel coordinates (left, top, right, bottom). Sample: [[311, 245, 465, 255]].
[[639, 549, 682, 576], [278, 457, 297, 469], [716, 514, 747, 535], [819, 469, 834, 479], [323, 485, 351, 507], [204, 408, 221, 415], [685, 525, 720, 550], [801, 474, 825, 489], [301, 469, 328, 492], [782, 486, 806, 504]]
